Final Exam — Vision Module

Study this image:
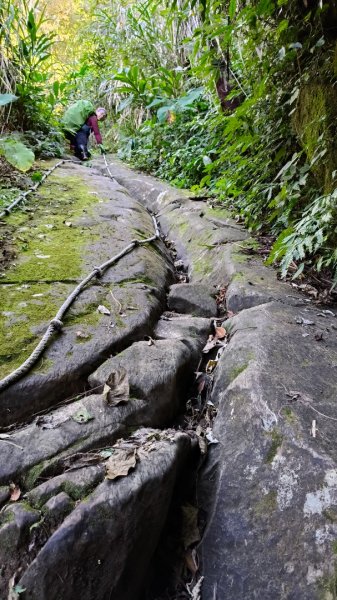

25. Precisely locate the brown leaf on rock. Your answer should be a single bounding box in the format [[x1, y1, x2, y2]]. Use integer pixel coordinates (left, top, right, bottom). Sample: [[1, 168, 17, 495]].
[[9, 483, 21, 502], [206, 359, 218, 373], [215, 326, 226, 339], [97, 304, 111, 315], [76, 330, 90, 340], [185, 547, 199, 575], [106, 448, 137, 480], [103, 368, 129, 406], [202, 335, 217, 353], [196, 426, 207, 455]]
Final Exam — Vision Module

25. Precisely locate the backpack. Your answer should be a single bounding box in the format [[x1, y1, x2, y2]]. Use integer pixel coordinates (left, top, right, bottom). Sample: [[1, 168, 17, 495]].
[[62, 100, 95, 135]]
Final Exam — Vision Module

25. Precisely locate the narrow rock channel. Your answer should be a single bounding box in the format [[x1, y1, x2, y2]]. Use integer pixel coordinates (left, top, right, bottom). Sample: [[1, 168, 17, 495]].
[[1, 157, 337, 599]]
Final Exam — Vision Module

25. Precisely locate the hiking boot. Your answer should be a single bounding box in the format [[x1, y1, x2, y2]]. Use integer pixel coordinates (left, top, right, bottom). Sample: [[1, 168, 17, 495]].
[[79, 145, 89, 161]]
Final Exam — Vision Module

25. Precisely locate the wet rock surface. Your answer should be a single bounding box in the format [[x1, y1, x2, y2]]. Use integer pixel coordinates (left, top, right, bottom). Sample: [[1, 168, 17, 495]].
[[1, 156, 337, 600]]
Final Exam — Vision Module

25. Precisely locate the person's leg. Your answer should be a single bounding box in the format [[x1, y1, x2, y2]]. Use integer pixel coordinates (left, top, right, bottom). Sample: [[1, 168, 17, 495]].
[[74, 125, 91, 160]]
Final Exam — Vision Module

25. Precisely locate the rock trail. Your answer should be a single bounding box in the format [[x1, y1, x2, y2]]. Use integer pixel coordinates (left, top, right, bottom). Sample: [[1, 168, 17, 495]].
[[0, 157, 337, 599]]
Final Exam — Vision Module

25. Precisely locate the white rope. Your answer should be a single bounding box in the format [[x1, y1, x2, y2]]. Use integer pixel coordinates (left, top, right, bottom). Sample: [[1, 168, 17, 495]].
[[0, 160, 65, 219], [0, 157, 160, 392]]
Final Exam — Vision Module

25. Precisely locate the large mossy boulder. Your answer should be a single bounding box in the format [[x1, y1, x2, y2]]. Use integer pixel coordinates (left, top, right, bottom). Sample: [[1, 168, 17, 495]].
[[293, 82, 337, 193]]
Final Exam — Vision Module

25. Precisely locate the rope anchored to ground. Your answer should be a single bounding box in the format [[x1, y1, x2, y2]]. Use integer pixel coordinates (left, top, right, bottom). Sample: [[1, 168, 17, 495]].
[[0, 157, 160, 392]]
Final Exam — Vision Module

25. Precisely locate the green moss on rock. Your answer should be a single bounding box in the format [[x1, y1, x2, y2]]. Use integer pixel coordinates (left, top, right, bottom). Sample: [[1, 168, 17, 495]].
[[255, 490, 278, 515], [265, 429, 283, 464], [0, 171, 103, 379], [228, 362, 249, 381], [293, 84, 337, 193], [205, 206, 232, 220]]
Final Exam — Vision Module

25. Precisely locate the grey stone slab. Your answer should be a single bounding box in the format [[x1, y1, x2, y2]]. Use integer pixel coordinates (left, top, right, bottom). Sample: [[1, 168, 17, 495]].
[[154, 313, 210, 343], [199, 301, 337, 599], [167, 283, 217, 317], [0, 502, 40, 595], [0, 335, 200, 485], [222, 244, 306, 312], [88, 338, 200, 423], [18, 431, 193, 600], [92, 158, 248, 286], [0, 164, 174, 426]]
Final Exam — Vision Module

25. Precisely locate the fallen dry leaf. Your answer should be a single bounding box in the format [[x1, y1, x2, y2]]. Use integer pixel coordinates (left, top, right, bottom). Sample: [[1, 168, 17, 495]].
[[76, 330, 90, 340], [298, 283, 318, 298], [205, 428, 219, 445], [215, 326, 226, 339], [103, 368, 129, 405], [185, 547, 199, 575], [206, 359, 218, 374], [296, 317, 315, 326], [9, 483, 21, 502], [106, 448, 137, 480], [202, 335, 217, 353], [196, 426, 207, 455], [97, 304, 111, 316]]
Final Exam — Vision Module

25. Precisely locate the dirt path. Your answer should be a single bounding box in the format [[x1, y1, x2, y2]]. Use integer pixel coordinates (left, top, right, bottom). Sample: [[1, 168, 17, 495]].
[[1, 157, 337, 600]]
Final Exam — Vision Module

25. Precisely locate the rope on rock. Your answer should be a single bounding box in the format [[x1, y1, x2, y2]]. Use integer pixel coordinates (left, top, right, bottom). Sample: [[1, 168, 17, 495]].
[[0, 159, 65, 220], [102, 153, 118, 182], [0, 157, 160, 392]]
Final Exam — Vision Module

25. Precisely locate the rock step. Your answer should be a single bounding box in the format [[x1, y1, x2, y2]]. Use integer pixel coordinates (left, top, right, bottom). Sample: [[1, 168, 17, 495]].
[[96, 160, 337, 598], [0, 318, 209, 486], [167, 283, 217, 317], [200, 301, 337, 599], [3, 157, 335, 600], [1, 429, 197, 600], [0, 162, 174, 427]]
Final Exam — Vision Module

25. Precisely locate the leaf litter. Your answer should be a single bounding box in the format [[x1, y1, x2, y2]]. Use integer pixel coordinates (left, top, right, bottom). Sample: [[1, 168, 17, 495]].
[[97, 304, 111, 315], [102, 367, 129, 406], [9, 483, 21, 502], [104, 428, 180, 481], [106, 448, 137, 480]]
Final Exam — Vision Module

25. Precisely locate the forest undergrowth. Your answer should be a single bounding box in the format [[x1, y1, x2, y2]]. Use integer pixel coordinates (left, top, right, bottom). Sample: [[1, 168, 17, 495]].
[[1, 0, 337, 287]]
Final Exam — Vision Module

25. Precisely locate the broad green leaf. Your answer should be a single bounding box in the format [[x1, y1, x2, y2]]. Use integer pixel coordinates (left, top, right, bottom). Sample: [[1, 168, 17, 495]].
[[0, 138, 35, 172], [147, 97, 166, 108], [117, 95, 134, 112], [157, 105, 174, 122]]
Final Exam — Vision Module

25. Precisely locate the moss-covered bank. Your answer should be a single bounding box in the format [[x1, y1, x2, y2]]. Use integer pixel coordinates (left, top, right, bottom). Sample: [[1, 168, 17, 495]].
[[0, 168, 102, 379]]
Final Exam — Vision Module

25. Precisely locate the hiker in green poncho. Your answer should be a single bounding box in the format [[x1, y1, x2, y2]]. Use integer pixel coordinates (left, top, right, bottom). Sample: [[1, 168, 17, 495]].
[[62, 100, 107, 160]]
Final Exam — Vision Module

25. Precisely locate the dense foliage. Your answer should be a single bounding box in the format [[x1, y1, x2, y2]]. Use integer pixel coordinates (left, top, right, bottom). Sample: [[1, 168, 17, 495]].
[[1, 0, 337, 282]]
